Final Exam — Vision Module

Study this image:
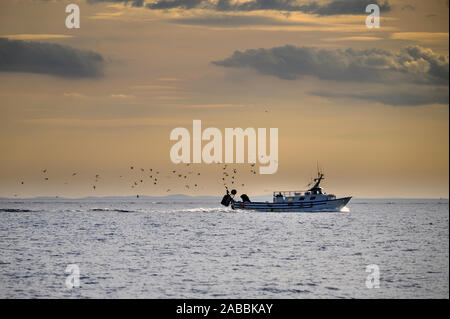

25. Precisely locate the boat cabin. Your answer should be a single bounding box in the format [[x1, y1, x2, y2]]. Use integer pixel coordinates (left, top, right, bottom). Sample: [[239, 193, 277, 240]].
[[272, 172, 336, 203]]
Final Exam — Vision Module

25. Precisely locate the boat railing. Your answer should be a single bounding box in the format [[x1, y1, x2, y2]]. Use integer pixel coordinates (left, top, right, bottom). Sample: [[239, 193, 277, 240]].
[[273, 190, 307, 197]]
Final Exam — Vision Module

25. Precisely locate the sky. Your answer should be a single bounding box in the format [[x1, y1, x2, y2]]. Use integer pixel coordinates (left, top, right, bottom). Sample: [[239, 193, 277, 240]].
[[0, 0, 448, 198]]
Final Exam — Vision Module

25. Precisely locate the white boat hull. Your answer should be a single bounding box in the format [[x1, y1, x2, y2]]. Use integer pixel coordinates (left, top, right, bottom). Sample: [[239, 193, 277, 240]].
[[230, 197, 351, 212]]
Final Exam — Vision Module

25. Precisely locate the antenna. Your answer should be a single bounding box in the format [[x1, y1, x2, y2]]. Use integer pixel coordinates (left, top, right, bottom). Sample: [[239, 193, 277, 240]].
[[306, 172, 313, 187]]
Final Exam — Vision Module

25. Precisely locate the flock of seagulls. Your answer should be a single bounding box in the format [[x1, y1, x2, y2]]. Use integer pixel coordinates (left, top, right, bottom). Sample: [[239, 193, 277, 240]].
[[16, 163, 259, 197]]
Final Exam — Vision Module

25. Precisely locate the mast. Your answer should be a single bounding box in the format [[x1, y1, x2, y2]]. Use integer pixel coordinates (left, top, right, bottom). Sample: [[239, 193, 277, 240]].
[[308, 170, 324, 191]]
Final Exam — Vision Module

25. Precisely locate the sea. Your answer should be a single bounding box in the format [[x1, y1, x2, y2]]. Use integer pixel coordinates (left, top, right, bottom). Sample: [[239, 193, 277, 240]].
[[0, 197, 448, 299]]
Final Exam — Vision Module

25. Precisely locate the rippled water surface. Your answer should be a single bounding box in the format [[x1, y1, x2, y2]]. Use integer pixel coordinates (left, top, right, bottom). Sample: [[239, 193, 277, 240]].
[[0, 198, 448, 298]]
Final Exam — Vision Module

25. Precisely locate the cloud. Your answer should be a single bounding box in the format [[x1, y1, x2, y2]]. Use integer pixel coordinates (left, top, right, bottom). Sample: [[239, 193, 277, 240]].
[[212, 45, 449, 86], [212, 45, 449, 106], [145, 0, 391, 15], [182, 103, 245, 108], [322, 36, 383, 41], [87, 0, 145, 7], [310, 87, 449, 106], [110, 94, 135, 98], [0, 34, 74, 40], [390, 32, 449, 44], [147, 0, 203, 9], [401, 4, 415, 11], [168, 14, 312, 26], [0, 38, 104, 78], [64, 92, 86, 98], [22, 117, 194, 128]]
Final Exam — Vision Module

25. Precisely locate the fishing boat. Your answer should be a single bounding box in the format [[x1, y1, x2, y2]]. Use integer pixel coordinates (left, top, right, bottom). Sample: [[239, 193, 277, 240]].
[[220, 171, 351, 212]]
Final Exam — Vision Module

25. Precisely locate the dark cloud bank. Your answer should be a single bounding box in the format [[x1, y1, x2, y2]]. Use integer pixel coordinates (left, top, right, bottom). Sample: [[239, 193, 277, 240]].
[[0, 38, 104, 78], [91, 0, 391, 15], [212, 45, 449, 106], [87, 0, 145, 7]]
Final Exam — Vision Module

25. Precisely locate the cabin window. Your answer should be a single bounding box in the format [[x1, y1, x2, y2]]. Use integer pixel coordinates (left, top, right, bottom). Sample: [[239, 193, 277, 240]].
[[288, 197, 294, 201], [310, 196, 316, 200], [299, 197, 305, 200]]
